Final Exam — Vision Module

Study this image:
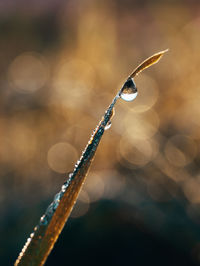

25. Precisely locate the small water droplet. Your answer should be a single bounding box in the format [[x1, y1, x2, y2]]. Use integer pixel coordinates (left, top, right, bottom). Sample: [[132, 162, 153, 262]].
[[34, 226, 38, 231], [105, 121, 112, 130], [120, 78, 138, 102], [61, 184, 67, 192], [40, 215, 48, 225], [54, 192, 61, 202]]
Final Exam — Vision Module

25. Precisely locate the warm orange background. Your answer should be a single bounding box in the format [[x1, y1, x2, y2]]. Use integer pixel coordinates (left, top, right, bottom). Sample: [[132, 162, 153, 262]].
[[1, 1, 200, 265]]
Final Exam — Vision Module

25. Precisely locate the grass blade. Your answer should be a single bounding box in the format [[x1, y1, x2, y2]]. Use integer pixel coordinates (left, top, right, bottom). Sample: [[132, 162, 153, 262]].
[[15, 96, 117, 266], [15, 50, 167, 266], [129, 49, 168, 78]]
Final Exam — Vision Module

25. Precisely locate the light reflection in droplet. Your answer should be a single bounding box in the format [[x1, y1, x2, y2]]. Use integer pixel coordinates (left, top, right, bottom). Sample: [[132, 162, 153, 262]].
[[121, 91, 138, 102], [105, 121, 112, 130], [120, 78, 138, 102]]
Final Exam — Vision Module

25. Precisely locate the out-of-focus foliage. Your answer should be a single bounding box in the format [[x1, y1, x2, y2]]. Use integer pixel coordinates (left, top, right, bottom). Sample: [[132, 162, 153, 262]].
[[1, 0, 200, 265]]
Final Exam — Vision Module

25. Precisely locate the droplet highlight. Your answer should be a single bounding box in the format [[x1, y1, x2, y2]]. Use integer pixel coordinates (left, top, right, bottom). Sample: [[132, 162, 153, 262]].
[[120, 78, 138, 102], [105, 121, 112, 130]]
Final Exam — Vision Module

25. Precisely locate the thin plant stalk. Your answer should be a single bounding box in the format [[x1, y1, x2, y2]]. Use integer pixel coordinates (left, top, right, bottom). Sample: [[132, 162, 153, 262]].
[[15, 50, 167, 266]]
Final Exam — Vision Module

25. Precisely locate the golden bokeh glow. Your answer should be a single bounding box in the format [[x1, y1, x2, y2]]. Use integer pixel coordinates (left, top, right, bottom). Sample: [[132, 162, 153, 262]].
[[8, 52, 49, 93], [47, 142, 78, 173]]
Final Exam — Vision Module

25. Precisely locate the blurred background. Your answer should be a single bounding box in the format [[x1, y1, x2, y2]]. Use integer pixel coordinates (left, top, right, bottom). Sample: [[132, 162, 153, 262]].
[[1, 0, 200, 265]]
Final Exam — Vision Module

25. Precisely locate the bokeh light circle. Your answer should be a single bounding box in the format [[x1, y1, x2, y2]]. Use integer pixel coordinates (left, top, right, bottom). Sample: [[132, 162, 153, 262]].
[[47, 142, 78, 173], [124, 109, 160, 141], [52, 59, 95, 107], [118, 137, 158, 167], [164, 135, 197, 167], [8, 52, 49, 93], [183, 176, 200, 203], [70, 190, 90, 218], [130, 74, 159, 113], [84, 172, 105, 202]]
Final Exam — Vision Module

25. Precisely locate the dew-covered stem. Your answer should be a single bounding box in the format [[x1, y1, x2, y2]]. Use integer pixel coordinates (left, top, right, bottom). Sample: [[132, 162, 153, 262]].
[[15, 50, 167, 266], [14, 93, 119, 266]]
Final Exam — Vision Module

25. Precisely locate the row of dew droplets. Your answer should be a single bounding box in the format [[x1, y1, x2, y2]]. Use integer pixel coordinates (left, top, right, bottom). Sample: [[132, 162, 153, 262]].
[[39, 172, 73, 226], [16, 172, 75, 263], [105, 49, 168, 130], [37, 69, 141, 250], [14, 50, 168, 266], [39, 50, 168, 225]]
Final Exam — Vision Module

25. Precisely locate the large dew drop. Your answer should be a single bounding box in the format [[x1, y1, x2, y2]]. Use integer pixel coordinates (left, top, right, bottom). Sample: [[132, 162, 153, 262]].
[[120, 78, 138, 102]]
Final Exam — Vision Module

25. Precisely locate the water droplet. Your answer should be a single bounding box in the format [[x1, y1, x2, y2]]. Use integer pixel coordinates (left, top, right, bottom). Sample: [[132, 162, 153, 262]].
[[61, 184, 67, 192], [34, 226, 38, 231], [105, 121, 112, 130], [120, 78, 138, 102], [40, 215, 47, 225], [54, 192, 61, 202]]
